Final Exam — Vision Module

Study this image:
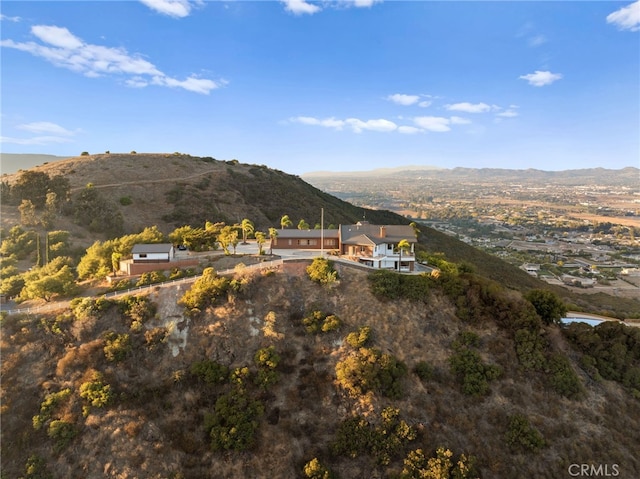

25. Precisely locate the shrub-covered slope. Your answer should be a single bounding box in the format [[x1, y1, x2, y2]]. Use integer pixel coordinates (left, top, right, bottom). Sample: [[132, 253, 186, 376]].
[[2, 261, 639, 479]]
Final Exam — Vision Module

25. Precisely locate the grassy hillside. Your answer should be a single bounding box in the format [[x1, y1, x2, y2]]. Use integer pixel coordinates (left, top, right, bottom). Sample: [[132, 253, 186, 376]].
[[2, 260, 638, 479], [1, 153, 402, 237]]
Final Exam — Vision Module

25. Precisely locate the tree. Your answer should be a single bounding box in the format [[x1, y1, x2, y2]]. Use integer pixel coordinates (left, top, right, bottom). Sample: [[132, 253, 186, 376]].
[[218, 225, 238, 255], [280, 214, 292, 230], [298, 219, 310, 230], [19, 257, 77, 302], [19, 199, 38, 226], [396, 239, 411, 272], [268, 227, 278, 255], [255, 231, 266, 255], [240, 218, 254, 244], [525, 289, 567, 325]]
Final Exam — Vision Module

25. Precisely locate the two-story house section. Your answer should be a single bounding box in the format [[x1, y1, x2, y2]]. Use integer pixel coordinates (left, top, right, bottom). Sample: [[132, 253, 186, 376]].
[[339, 222, 417, 271]]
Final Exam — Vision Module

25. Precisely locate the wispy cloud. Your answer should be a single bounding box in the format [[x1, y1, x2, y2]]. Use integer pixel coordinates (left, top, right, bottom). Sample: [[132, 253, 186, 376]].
[[0, 14, 21, 22], [281, 0, 383, 15], [387, 93, 432, 107], [139, 0, 203, 18], [291, 112, 475, 134], [290, 116, 397, 133], [445, 102, 493, 113], [387, 93, 420, 106], [412, 116, 452, 132], [528, 34, 547, 47], [1, 24, 224, 94], [496, 106, 519, 118], [606, 1, 640, 32], [2, 121, 78, 146], [17, 121, 76, 136], [281, 0, 322, 15], [0, 136, 75, 146], [519, 70, 563, 87]]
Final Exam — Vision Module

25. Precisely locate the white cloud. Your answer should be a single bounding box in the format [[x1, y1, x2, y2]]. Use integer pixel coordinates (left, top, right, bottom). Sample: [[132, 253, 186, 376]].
[[17, 122, 75, 136], [290, 116, 397, 133], [497, 109, 519, 118], [519, 70, 563, 87], [346, 118, 397, 133], [445, 102, 492, 113], [139, 0, 203, 18], [387, 93, 420, 106], [349, 0, 383, 7], [293, 116, 345, 129], [418, 100, 432, 108], [1, 24, 223, 94], [398, 126, 422, 134], [450, 116, 471, 125], [281, 0, 322, 15], [3, 121, 79, 146], [528, 34, 547, 47], [0, 136, 74, 145], [0, 14, 21, 22], [606, 1, 640, 31], [32, 25, 83, 49], [413, 116, 451, 132]]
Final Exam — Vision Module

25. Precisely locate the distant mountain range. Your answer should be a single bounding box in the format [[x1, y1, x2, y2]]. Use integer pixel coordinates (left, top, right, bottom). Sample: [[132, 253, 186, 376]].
[[0, 153, 71, 175], [303, 165, 639, 186]]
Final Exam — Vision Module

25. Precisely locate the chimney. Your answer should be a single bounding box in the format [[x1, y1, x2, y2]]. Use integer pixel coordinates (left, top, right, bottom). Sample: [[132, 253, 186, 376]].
[[380, 226, 386, 238]]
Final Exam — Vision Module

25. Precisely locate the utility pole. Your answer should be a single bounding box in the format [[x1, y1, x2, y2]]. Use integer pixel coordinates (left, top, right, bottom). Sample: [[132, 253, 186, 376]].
[[320, 207, 324, 257]]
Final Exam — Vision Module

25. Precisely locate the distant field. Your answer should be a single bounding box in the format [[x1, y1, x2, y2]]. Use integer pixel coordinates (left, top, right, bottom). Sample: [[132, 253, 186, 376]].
[[0, 153, 71, 175]]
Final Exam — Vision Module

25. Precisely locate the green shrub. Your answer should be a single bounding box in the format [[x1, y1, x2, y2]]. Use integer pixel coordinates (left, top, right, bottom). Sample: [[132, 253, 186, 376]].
[[79, 373, 113, 408], [449, 334, 502, 396], [306, 258, 338, 285], [103, 332, 131, 362], [400, 447, 477, 479], [321, 314, 341, 332], [514, 328, 547, 371], [303, 310, 342, 334], [119, 196, 132, 206], [254, 346, 280, 389], [179, 267, 229, 314], [205, 389, 264, 451], [336, 347, 407, 399], [47, 420, 77, 452], [32, 388, 72, 430], [345, 326, 372, 348], [303, 458, 334, 479], [547, 353, 584, 399], [525, 289, 567, 325], [331, 408, 416, 465], [505, 414, 545, 452], [21, 454, 53, 479], [413, 361, 434, 382], [190, 359, 229, 385]]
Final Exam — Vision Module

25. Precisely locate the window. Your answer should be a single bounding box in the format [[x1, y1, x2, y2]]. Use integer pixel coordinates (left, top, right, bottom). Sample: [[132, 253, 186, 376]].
[[139, 253, 147, 258]]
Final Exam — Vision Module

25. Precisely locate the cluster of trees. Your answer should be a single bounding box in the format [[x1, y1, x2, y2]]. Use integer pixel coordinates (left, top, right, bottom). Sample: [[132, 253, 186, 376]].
[[563, 321, 640, 395]]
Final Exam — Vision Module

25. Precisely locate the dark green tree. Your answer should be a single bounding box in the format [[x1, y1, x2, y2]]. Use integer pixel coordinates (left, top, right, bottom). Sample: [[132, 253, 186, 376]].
[[525, 289, 567, 325]]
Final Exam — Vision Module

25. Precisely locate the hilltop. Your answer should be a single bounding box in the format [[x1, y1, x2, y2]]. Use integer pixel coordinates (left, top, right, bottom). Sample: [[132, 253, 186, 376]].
[[1, 153, 403, 240]]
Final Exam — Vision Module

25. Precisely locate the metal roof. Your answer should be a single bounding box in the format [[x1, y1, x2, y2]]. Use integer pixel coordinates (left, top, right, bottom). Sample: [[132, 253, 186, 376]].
[[131, 243, 174, 254]]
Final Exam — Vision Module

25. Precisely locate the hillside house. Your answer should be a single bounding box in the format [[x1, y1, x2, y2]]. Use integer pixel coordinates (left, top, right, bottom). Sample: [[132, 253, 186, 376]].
[[132, 243, 175, 262], [119, 243, 197, 276], [272, 229, 340, 250], [339, 222, 417, 271]]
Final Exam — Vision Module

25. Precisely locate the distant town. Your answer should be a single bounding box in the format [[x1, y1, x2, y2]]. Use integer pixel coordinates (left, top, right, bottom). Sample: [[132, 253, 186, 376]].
[[304, 167, 640, 300]]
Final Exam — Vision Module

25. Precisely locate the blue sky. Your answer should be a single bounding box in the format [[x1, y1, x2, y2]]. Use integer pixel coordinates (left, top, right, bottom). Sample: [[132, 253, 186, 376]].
[[1, 1, 638, 174]]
